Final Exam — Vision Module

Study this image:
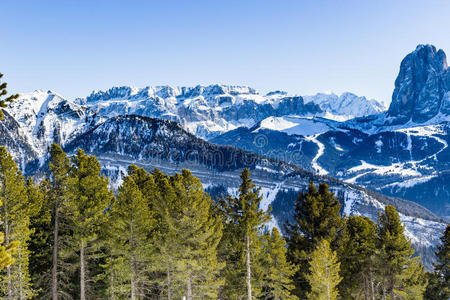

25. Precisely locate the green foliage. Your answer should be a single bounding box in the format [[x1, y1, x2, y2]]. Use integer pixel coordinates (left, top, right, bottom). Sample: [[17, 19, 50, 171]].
[[27, 178, 52, 298], [425, 225, 450, 299], [285, 181, 343, 298], [260, 227, 298, 300], [377, 205, 426, 298], [0, 147, 43, 298], [0, 73, 18, 121], [104, 174, 156, 299], [339, 216, 378, 299], [217, 168, 271, 299], [66, 149, 114, 298], [306, 239, 342, 300], [48, 143, 74, 299], [0, 142, 433, 300], [168, 169, 224, 299], [0, 232, 15, 272]]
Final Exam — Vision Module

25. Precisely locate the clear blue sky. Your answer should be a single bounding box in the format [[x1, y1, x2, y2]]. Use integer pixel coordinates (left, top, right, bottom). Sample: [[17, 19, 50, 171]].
[[1, 0, 449, 105]]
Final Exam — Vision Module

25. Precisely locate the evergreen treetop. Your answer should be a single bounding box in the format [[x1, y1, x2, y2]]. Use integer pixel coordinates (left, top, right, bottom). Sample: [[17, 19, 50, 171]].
[[0, 73, 18, 121]]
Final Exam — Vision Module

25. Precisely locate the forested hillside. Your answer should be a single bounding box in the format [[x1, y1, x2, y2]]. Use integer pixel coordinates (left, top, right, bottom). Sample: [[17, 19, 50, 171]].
[[0, 145, 447, 299]]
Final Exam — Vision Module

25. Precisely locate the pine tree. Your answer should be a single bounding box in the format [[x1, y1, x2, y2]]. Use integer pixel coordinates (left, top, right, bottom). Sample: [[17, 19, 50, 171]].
[[48, 144, 71, 300], [339, 216, 378, 299], [27, 178, 52, 298], [67, 149, 114, 300], [168, 169, 224, 299], [424, 225, 449, 299], [0, 232, 15, 272], [127, 164, 165, 297], [218, 168, 271, 299], [104, 175, 155, 299], [0, 146, 38, 299], [260, 227, 298, 300], [285, 181, 343, 298], [377, 205, 426, 299], [0, 73, 18, 121], [307, 239, 342, 300], [152, 168, 181, 299]]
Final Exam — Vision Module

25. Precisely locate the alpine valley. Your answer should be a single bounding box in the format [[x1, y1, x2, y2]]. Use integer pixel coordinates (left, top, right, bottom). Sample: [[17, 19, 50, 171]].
[[1, 44, 448, 269]]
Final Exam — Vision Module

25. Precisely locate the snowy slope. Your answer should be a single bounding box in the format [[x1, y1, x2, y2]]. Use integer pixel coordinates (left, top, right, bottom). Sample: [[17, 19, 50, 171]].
[[77, 85, 384, 139], [303, 92, 386, 120], [255, 116, 339, 136]]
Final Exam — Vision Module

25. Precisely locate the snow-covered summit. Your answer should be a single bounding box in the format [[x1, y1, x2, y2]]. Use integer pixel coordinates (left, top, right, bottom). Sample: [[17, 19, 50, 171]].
[[77, 84, 387, 138], [303, 92, 386, 120], [8, 90, 93, 156]]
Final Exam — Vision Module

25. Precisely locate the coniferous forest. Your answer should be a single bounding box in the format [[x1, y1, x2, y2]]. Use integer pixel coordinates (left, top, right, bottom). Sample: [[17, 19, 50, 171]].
[[0, 144, 447, 299]]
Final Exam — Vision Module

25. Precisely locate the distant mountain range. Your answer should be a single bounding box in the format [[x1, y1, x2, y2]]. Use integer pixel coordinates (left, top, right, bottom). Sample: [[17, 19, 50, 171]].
[[213, 44, 450, 220], [0, 44, 448, 269]]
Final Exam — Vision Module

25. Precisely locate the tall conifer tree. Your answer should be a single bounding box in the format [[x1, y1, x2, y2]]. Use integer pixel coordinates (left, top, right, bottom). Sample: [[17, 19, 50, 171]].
[[68, 149, 114, 300], [0, 147, 38, 299], [307, 239, 342, 300], [285, 181, 343, 298], [104, 175, 155, 299], [377, 205, 426, 299], [151, 168, 183, 299], [260, 227, 298, 300], [218, 168, 271, 299], [168, 170, 224, 299], [339, 216, 378, 299], [28, 178, 51, 298], [425, 225, 450, 299], [48, 144, 71, 300]]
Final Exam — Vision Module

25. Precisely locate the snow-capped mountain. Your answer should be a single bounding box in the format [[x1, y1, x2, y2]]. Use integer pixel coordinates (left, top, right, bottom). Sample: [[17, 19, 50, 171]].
[[71, 84, 384, 139], [387, 44, 449, 125], [75, 85, 321, 139], [0, 106, 445, 269], [0, 44, 447, 269], [213, 44, 450, 220], [304, 92, 386, 120], [58, 114, 444, 270]]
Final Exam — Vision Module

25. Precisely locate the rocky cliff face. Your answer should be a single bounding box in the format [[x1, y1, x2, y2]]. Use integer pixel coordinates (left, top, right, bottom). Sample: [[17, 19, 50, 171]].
[[304, 92, 386, 119], [81, 84, 323, 138], [387, 44, 449, 124], [79, 84, 385, 139]]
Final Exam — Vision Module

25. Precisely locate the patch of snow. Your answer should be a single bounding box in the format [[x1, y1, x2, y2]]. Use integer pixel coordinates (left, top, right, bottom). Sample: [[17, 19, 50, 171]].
[[375, 138, 383, 153], [255, 116, 336, 137], [305, 134, 328, 175]]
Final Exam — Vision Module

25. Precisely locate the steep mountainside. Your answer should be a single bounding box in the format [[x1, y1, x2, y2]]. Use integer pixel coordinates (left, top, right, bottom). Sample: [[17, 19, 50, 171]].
[[386, 44, 449, 124], [67, 115, 447, 269], [304, 92, 385, 120], [0, 106, 444, 269], [74, 85, 383, 139], [212, 45, 450, 219], [0, 44, 446, 268]]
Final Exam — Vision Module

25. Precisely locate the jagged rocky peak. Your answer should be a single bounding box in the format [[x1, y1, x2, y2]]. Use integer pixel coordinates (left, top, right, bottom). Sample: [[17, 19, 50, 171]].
[[386, 44, 449, 124], [304, 92, 386, 118], [85, 84, 258, 103]]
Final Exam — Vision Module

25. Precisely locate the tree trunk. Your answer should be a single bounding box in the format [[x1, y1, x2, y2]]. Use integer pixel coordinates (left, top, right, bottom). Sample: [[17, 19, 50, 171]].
[[369, 271, 375, 300], [363, 276, 369, 300], [4, 204, 12, 300], [110, 260, 115, 300], [80, 240, 86, 300], [18, 249, 23, 300], [187, 273, 192, 300], [167, 267, 172, 300], [246, 234, 252, 300], [52, 205, 59, 300], [326, 267, 330, 300], [130, 255, 136, 300]]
